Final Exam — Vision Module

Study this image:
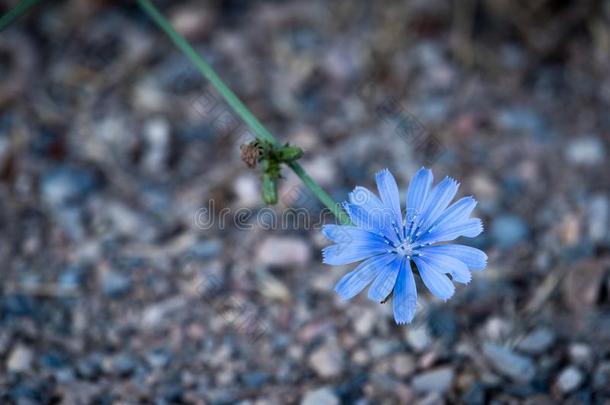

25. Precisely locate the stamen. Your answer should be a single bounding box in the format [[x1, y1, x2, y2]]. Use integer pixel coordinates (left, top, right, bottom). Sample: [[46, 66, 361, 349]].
[[391, 221, 403, 242]]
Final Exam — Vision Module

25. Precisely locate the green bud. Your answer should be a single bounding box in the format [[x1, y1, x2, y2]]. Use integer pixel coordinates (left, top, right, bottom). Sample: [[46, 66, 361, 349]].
[[262, 173, 278, 205], [277, 145, 303, 162]]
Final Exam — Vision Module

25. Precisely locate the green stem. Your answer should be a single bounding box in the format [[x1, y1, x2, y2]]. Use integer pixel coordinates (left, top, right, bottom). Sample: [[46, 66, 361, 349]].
[[137, 0, 349, 224], [0, 0, 40, 32]]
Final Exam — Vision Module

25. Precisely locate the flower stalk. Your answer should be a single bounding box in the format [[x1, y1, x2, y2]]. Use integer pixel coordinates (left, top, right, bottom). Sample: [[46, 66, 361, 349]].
[[136, 0, 350, 224], [0, 0, 41, 32]]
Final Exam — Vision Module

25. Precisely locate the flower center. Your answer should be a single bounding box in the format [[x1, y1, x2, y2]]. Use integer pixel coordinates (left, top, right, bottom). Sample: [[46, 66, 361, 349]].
[[395, 241, 414, 257]]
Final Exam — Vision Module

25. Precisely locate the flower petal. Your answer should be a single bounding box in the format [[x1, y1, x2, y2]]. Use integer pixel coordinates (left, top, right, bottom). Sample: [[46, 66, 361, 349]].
[[348, 187, 396, 242], [368, 256, 402, 302], [418, 218, 483, 245], [420, 244, 487, 271], [322, 239, 389, 265], [322, 224, 387, 245], [413, 256, 455, 300], [422, 196, 477, 235], [417, 249, 471, 284], [376, 169, 403, 228], [334, 254, 396, 300], [406, 167, 433, 224], [349, 186, 383, 210], [417, 176, 460, 232], [392, 259, 418, 324]]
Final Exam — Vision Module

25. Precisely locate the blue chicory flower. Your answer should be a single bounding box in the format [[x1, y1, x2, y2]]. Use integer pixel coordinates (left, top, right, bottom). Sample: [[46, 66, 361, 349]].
[[322, 168, 486, 324]]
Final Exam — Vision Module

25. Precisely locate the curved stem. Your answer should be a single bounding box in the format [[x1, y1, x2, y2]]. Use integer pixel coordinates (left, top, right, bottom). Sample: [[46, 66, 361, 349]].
[[137, 0, 349, 224], [0, 0, 41, 32]]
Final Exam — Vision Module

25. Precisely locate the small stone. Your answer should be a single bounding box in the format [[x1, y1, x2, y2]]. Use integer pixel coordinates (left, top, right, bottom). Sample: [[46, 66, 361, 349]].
[[412, 366, 455, 393], [188, 239, 223, 259], [76, 356, 102, 380], [491, 215, 528, 249], [568, 343, 593, 368], [368, 338, 401, 359], [406, 326, 432, 353], [588, 195, 609, 243], [556, 366, 583, 393], [392, 354, 415, 377], [242, 371, 271, 388], [484, 317, 513, 341], [308, 344, 345, 378], [101, 270, 131, 297], [565, 136, 605, 166], [41, 166, 98, 206], [7, 345, 33, 372], [516, 328, 555, 355], [427, 307, 458, 344], [145, 348, 172, 369], [593, 362, 610, 393], [461, 382, 486, 405], [563, 258, 608, 311], [142, 117, 170, 172], [110, 354, 136, 377], [233, 174, 260, 207], [482, 342, 536, 382], [353, 309, 376, 336], [257, 236, 311, 268], [301, 387, 339, 405]]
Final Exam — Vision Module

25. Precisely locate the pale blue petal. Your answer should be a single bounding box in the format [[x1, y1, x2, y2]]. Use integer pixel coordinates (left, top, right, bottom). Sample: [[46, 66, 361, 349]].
[[376, 169, 403, 228], [392, 259, 417, 324], [418, 176, 460, 231], [417, 218, 483, 245], [322, 224, 387, 246], [421, 196, 477, 236], [417, 250, 471, 284], [334, 254, 396, 300], [413, 256, 455, 300], [421, 244, 487, 271], [348, 187, 396, 242], [322, 239, 389, 265], [406, 167, 433, 224], [348, 186, 383, 210], [368, 255, 401, 302], [343, 202, 397, 243]]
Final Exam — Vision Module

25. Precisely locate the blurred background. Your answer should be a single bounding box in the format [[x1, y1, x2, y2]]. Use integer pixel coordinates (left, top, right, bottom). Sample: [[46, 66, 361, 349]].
[[1, 0, 610, 403]]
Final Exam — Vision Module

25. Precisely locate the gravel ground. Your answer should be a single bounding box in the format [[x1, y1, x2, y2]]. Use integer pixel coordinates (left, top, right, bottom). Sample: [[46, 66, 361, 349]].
[[1, 0, 610, 403]]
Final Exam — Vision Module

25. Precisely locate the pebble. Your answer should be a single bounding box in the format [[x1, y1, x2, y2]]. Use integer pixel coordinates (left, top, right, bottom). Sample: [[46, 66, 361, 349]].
[[41, 166, 98, 206], [308, 344, 345, 378], [353, 308, 376, 336], [412, 366, 455, 393], [142, 117, 170, 173], [562, 258, 607, 311], [301, 387, 339, 405], [565, 136, 605, 166], [188, 239, 223, 259], [233, 174, 260, 207], [588, 194, 609, 243], [101, 270, 132, 297], [516, 328, 555, 355], [145, 348, 172, 369], [593, 362, 610, 393], [7, 345, 33, 372], [392, 354, 416, 378], [257, 236, 311, 268], [482, 342, 536, 382], [427, 306, 458, 344], [556, 366, 583, 393], [568, 343, 593, 368], [406, 326, 432, 353], [491, 215, 529, 249], [461, 382, 486, 405]]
